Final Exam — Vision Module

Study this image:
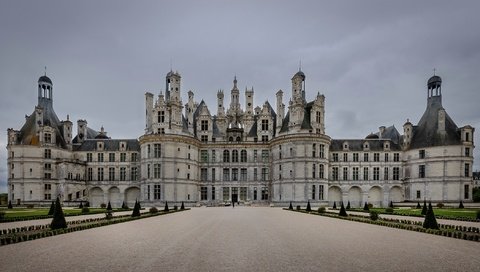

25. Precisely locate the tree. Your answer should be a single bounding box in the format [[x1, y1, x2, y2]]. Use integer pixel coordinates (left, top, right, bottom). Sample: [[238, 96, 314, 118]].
[[363, 202, 369, 211], [181, 201, 185, 210], [48, 201, 55, 215], [50, 197, 67, 230], [131, 200, 141, 217], [339, 202, 348, 217], [459, 200, 464, 209], [333, 201, 337, 209], [7, 200, 13, 209], [164, 201, 169, 212], [346, 201, 351, 210], [306, 201, 311, 212], [289, 201, 293, 210], [421, 199, 427, 215], [107, 201, 112, 211], [416, 202, 421, 209], [423, 201, 439, 229], [389, 201, 394, 208]]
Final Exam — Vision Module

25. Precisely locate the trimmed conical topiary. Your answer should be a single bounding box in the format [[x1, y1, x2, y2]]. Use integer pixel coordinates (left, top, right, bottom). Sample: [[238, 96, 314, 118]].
[[164, 201, 169, 212], [333, 201, 337, 209], [339, 202, 348, 217], [121, 201, 128, 209], [181, 201, 185, 210], [131, 200, 141, 217], [306, 201, 311, 212], [346, 201, 351, 210], [85, 201, 90, 207], [459, 200, 464, 209], [416, 202, 421, 209], [79, 202, 83, 209], [421, 199, 427, 215], [50, 197, 67, 230], [423, 201, 439, 229], [389, 201, 394, 208], [289, 201, 293, 210], [363, 202, 369, 211], [48, 201, 55, 215], [107, 201, 112, 211], [8, 200, 13, 209]]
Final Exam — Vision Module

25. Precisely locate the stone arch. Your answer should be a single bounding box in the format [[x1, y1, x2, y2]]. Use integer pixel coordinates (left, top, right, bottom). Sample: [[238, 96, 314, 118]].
[[348, 186, 362, 208], [368, 186, 383, 207], [124, 187, 140, 208], [89, 187, 104, 208], [108, 186, 121, 208], [389, 186, 404, 203], [328, 186, 342, 206]]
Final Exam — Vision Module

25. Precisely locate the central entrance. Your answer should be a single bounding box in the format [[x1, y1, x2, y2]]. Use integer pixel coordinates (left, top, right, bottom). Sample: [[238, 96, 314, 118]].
[[231, 187, 238, 203]]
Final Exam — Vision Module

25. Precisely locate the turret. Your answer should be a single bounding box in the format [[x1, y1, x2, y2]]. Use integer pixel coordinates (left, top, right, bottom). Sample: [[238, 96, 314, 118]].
[[403, 119, 413, 148], [245, 87, 254, 115], [217, 90, 225, 116], [145, 92, 154, 133], [276, 90, 284, 131], [291, 69, 305, 102], [38, 75, 53, 108], [166, 70, 181, 102], [229, 76, 241, 112], [77, 119, 88, 143], [62, 115, 73, 147]]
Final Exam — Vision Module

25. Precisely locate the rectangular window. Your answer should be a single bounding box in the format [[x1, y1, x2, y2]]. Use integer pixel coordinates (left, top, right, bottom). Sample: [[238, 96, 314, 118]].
[[120, 153, 126, 162], [241, 150, 247, 162], [131, 167, 138, 181], [316, 111, 321, 123], [87, 168, 93, 181], [254, 168, 258, 181], [201, 120, 208, 131], [419, 150, 425, 159], [212, 186, 216, 200], [312, 164, 316, 178], [419, 165, 425, 178], [240, 187, 247, 201], [154, 164, 161, 179], [363, 167, 369, 180], [98, 153, 104, 162], [319, 144, 325, 158], [261, 187, 268, 200], [44, 133, 51, 143], [465, 147, 470, 157], [353, 167, 359, 181], [332, 167, 339, 181], [261, 119, 269, 131], [466, 132, 470, 141], [147, 185, 150, 200], [261, 168, 269, 181], [131, 153, 138, 162], [109, 167, 115, 181], [201, 135, 208, 142], [44, 194, 51, 200], [154, 184, 161, 200], [319, 185, 324, 200], [44, 184, 51, 190], [212, 150, 216, 162], [147, 164, 150, 179], [384, 167, 389, 180], [158, 111, 165, 123], [262, 150, 269, 163], [87, 153, 93, 162], [154, 144, 161, 158], [201, 150, 208, 162], [201, 168, 208, 181], [44, 149, 51, 159], [44, 163, 51, 170], [262, 135, 269, 142], [240, 168, 247, 181], [363, 153, 369, 162], [212, 168, 216, 181], [223, 187, 230, 201], [223, 168, 230, 181], [384, 153, 389, 162], [416, 190, 421, 199], [120, 167, 126, 181], [312, 144, 316, 158], [393, 167, 400, 180], [465, 163, 470, 177], [312, 185, 316, 200], [319, 164, 324, 179], [232, 168, 238, 181], [394, 153, 400, 162], [109, 153, 115, 162], [343, 167, 348, 181], [254, 150, 258, 162], [373, 167, 379, 180], [254, 187, 258, 200], [232, 150, 239, 162], [201, 186, 208, 200], [465, 184, 470, 199], [98, 168, 104, 181], [374, 153, 380, 162], [353, 153, 359, 162], [332, 153, 338, 162], [343, 153, 348, 162]]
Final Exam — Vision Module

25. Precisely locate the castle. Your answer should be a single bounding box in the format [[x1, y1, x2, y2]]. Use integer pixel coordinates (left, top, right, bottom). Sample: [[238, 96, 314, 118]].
[[6, 70, 475, 207]]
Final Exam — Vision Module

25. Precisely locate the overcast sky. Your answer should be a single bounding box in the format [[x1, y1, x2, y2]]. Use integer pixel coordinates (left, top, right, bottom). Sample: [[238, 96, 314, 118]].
[[1, 0, 479, 193]]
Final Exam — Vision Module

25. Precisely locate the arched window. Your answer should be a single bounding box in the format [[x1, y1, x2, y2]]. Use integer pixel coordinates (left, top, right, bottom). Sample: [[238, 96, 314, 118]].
[[232, 150, 239, 162], [240, 150, 247, 162], [223, 150, 230, 162]]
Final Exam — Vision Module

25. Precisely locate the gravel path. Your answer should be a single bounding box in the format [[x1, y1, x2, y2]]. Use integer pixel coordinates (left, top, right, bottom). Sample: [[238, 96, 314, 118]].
[[1, 207, 479, 272]]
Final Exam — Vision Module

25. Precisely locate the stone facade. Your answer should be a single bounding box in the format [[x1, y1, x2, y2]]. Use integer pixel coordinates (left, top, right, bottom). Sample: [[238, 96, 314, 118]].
[[6, 70, 475, 207]]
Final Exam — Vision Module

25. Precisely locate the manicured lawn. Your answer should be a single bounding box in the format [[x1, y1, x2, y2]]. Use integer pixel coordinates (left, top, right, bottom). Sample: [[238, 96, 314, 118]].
[[367, 207, 478, 219], [0, 208, 121, 218]]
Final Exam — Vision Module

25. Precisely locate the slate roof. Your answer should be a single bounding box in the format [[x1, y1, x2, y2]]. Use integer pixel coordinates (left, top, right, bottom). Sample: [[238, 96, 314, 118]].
[[74, 139, 140, 152], [330, 139, 402, 151]]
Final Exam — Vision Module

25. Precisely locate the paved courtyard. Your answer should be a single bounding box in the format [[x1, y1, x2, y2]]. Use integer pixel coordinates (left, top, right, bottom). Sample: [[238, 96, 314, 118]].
[[1, 207, 479, 272]]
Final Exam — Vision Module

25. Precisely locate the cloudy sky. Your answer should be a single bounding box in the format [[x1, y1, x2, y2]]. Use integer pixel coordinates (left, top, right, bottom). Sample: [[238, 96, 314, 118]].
[[1, 0, 479, 193]]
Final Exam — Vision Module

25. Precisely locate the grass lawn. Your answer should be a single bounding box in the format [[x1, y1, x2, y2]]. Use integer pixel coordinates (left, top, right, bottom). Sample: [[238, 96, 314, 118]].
[[0, 208, 122, 218], [366, 207, 479, 219]]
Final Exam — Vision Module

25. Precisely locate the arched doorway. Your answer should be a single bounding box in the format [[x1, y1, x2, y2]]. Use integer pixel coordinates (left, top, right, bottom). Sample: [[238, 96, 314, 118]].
[[89, 187, 104, 207], [108, 187, 121, 208], [389, 186, 404, 203], [368, 186, 383, 207], [124, 187, 140, 208], [328, 186, 342, 206], [348, 186, 362, 208]]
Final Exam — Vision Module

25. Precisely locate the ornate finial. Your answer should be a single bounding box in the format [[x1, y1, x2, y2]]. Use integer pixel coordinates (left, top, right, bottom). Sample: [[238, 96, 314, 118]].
[[233, 75, 237, 88], [44, 66, 47, 76], [67, 114, 70, 121], [433, 68, 436, 76]]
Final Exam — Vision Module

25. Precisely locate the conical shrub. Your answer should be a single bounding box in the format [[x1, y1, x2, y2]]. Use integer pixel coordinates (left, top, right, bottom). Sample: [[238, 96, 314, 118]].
[[289, 201, 293, 210], [333, 201, 337, 209], [164, 201, 169, 212], [50, 197, 67, 230], [459, 200, 464, 209], [79, 202, 83, 209], [107, 201, 112, 211], [389, 201, 394, 208], [131, 200, 141, 217], [48, 201, 55, 215], [416, 202, 421, 209], [306, 201, 311, 212], [346, 201, 351, 210], [423, 202, 439, 229], [122, 201, 128, 209], [421, 200, 427, 215], [8, 200, 13, 209], [181, 201, 185, 210], [363, 202, 369, 211], [339, 202, 348, 217]]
